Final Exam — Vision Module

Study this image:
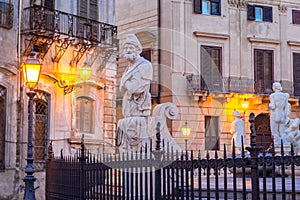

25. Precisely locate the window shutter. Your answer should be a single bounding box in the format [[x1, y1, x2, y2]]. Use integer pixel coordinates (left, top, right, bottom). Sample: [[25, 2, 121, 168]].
[[292, 10, 300, 24], [201, 46, 212, 90], [263, 6, 272, 22], [79, 0, 88, 18], [264, 51, 273, 92], [254, 49, 264, 93], [89, 0, 98, 20], [44, 0, 54, 9], [247, 4, 255, 20], [293, 53, 300, 96], [193, 0, 202, 14], [211, 0, 221, 16]]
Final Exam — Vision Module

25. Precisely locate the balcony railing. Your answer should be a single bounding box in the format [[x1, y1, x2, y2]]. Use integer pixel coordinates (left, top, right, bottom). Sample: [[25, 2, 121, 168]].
[[187, 74, 228, 93], [0, 2, 13, 29], [21, 5, 117, 47]]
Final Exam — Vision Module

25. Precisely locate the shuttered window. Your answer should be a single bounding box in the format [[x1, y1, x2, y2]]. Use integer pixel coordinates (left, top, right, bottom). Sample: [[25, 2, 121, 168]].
[[78, 0, 98, 20], [292, 10, 300, 25], [254, 49, 273, 93], [248, 4, 272, 22], [205, 116, 219, 151], [44, 0, 55, 9], [201, 46, 223, 91], [293, 53, 300, 96], [76, 97, 94, 133], [193, 0, 221, 16]]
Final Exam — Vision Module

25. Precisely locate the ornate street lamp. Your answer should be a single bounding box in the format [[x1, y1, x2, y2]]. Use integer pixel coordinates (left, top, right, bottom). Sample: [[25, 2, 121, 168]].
[[181, 121, 191, 151], [22, 52, 41, 200]]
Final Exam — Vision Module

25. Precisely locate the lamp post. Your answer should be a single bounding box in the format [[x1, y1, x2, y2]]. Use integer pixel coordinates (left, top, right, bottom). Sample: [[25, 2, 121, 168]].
[[79, 63, 92, 81], [22, 52, 41, 200], [181, 121, 191, 151]]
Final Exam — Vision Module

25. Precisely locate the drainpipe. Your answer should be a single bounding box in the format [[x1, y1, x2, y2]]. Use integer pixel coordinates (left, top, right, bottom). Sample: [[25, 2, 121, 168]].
[[157, 0, 161, 104], [14, 0, 24, 197]]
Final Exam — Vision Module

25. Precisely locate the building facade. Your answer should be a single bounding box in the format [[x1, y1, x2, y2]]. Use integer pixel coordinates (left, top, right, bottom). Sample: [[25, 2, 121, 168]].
[[116, 0, 300, 154], [0, 0, 117, 199]]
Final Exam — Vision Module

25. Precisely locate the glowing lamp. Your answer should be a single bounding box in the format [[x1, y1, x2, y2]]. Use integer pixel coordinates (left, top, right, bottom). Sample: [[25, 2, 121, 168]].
[[23, 53, 42, 90], [181, 121, 191, 138], [242, 99, 249, 110], [79, 65, 92, 80]]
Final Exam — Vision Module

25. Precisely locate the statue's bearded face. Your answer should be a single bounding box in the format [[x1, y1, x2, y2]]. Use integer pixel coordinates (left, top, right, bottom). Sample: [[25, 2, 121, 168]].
[[123, 43, 139, 61]]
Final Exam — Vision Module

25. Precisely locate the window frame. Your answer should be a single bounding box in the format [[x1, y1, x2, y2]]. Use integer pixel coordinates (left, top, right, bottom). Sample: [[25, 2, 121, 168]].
[[200, 45, 223, 91], [76, 96, 95, 134], [254, 49, 274, 93], [193, 0, 221, 16], [205, 116, 220, 151], [293, 52, 300, 96], [247, 4, 273, 22], [0, 1, 13, 29], [292, 10, 300, 25]]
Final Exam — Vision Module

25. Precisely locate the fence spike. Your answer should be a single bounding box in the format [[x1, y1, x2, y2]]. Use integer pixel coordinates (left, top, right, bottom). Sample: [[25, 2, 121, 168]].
[[48, 140, 54, 160]]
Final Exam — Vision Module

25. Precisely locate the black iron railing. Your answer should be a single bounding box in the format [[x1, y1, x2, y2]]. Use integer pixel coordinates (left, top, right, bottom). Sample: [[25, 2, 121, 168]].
[[46, 117, 300, 200], [187, 74, 229, 93], [21, 5, 117, 47]]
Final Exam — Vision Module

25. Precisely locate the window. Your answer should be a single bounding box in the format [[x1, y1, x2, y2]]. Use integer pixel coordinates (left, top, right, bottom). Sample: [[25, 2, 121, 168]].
[[0, 86, 6, 171], [78, 0, 98, 40], [292, 10, 300, 25], [200, 46, 222, 91], [33, 90, 50, 171], [205, 116, 219, 150], [247, 4, 272, 22], [254, 49, 273, 93], [0, 0, 13, 29], [44, 0, 55, 9], [193, 0, 221, 16], [293, 53, 300, 96], [78, 0, 98, 20], [76, 97, 94, 133]]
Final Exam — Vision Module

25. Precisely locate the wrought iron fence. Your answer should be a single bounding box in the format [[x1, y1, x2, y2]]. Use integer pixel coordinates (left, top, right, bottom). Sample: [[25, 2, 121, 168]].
[[46, 117, 300, 200]]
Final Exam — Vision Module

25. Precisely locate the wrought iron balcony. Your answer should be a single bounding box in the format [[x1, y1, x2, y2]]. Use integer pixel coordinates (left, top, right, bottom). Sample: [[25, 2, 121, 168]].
[[21, 5, 118, 63], [0, 2, 13, 29], [186, 74, 228, 93]]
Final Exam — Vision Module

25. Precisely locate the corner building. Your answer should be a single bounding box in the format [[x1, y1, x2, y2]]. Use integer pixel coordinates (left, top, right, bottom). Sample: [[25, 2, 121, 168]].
[[0, 0, 117, 199]]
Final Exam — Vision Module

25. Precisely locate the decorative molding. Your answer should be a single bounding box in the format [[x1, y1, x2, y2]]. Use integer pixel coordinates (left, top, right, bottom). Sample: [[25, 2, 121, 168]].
[[228, 0, 239, 7], [287, 41, 300, 46], [193, 31, 229, 40], [238, 0, 248, 9], [248, 37, 280, 44], [278, 4, 288, 14]]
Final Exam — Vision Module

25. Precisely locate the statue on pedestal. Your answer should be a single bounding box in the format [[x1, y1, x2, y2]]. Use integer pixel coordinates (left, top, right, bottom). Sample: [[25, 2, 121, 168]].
[[269, 82, 291, 146], [116, 34, 181, 153], [230, 110, 246, 154]]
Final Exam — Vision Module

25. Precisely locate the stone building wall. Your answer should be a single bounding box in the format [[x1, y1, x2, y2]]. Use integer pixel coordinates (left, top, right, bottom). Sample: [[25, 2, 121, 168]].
[[116, 0, 300, 153]]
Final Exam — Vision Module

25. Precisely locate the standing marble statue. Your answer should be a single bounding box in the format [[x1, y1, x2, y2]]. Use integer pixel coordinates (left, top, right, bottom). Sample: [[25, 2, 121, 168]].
[[120, 34, 153, 117], [269, 82, 291, 145], [230, 110, 246, 154], [117, 34, 153, 152]]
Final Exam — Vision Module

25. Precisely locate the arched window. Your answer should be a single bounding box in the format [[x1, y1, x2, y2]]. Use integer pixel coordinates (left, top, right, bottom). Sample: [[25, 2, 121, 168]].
[[76, 97, 94, 133]]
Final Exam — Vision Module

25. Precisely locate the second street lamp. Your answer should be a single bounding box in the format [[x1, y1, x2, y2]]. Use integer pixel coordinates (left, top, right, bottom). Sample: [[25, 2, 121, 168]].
[[181, 121, 191, 151], [22, 52, 42, 200]]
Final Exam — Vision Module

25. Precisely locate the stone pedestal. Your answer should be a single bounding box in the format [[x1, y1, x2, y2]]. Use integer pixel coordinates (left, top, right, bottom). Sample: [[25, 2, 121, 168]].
[[274, 145, 291, 156]]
